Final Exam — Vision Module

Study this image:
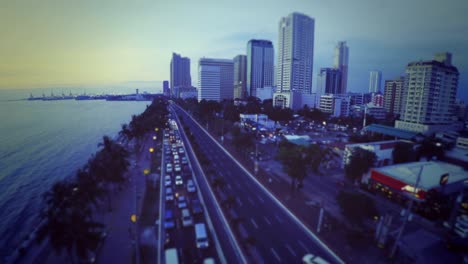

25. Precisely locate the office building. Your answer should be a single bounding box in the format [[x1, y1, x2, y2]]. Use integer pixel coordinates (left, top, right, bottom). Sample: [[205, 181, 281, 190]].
[[395, 53, 459, 134], [233, 55, 247, 99], [198, 58, 234, 102], [316, 68, 342, 95], [170, 53, 192, 98], [334, 41, 349, 94], [276, 12, 315, 94], [319, 94, 350, 117], [369, 70, 382, 93], [163, 80, 169, 96], [247, 40, 274, 98], [384, 77, 405, 116], [372, 92, 384, 107]]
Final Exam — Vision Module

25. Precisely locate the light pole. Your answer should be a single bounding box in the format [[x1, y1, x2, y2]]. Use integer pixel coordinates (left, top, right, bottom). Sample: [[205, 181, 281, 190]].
[[390, 164, 424, 258]]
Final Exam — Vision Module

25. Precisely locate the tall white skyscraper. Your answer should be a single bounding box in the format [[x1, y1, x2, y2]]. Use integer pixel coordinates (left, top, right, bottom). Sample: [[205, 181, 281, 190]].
[[395, 53, 459, 134], [198, 58, 234, 102], [247, 39, 274, 98], [333, 41, 349, 94], [276, 12, 315, 94], [369, 70, 382, 93]]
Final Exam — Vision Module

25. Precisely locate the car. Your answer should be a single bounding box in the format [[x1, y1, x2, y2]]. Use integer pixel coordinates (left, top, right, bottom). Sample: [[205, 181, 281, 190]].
[[166, 187, 174, 201], [177, 196, 187, 209], [164, 175, 172, 187], [178, 148, 185, 154], [164, 210, 175, 229], [194, 223, 209, 249], [174, 164, 181, 172], [181, 156, 188, 164], [181, 209, 193, 227], [166, 164, 173, 173], [187, 179, 196, 193], [191, 199, 203, 215], [302, 254, 329, 264], [175, 175, 183, 186]]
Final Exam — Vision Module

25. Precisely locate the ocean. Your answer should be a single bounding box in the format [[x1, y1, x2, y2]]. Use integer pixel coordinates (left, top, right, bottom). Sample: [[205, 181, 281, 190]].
[[0, 89, 149, 261]]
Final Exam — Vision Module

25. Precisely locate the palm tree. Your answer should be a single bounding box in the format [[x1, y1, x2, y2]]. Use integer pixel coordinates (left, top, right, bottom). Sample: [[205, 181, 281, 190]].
[[75, 168, 107, 210]]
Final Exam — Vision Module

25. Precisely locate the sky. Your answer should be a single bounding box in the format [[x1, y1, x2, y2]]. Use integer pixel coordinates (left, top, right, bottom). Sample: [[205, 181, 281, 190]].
[[1, 0, 467, 100]]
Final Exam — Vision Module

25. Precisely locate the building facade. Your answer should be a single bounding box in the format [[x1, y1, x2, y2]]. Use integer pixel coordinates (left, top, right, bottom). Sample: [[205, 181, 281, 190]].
[[369, 70, 382, 93], [170, 53, 192, 98], [163, 80, 170, 96], [371, 92, 384, 107], [197, 58, 234, 102], [395, 53, 459, 135], [319, 94, 350, 117], [334, 41, 349, 94], [384, 77, 405, 116], [276, 12, 315, 94], [247, 40, 274, 98], [316, 68, 341, 95], [233, 55, 247, 99]]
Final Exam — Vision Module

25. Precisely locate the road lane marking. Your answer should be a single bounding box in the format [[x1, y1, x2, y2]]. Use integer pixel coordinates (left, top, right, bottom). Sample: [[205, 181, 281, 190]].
[[264, 216, 271, 225], [275, 214, 284, 223], [247, 196, 255, 206], [250, 218, 258, 229], [236, 197, 243, 207], [285, 244, 297, 257], [257, 194, 265, 203], [298, 240, 308, 252], [270, 248, 281, 262]]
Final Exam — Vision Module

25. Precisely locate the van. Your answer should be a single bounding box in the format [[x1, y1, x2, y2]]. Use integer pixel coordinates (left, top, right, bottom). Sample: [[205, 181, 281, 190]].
[[165, 248, 178, 264], [194, 223, 209, 249], [181, 209, 193, 227]]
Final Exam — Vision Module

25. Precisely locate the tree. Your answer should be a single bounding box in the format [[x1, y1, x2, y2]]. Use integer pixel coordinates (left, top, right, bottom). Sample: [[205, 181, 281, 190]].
[[305, 144, 338, 174], [336, 191, 378, 228], [418, 137, 445, 161], [37, 180, 105, 263], [276, 141, 308, 191], [392, 141, 417, 164], [344, 147, 377, 183]]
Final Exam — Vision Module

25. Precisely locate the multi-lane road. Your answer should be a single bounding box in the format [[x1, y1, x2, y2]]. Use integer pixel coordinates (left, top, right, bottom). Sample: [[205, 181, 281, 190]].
[[171, 103, 344, 264]]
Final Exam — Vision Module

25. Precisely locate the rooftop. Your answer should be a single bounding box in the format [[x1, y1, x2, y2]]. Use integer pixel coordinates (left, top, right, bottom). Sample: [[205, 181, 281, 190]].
[[284, 135, 311, 146], [364, 124, 421, 140], [374, 161, 468, 191]]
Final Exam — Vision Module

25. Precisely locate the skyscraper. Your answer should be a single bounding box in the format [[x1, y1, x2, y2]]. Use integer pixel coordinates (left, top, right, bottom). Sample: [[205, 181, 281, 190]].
[[276, 12, 315, 94], [247, 39, 274, 98], [198, 58, 234, 102], [170, 53, 191, 97], [316, 68, 342, 95], [163, 80, 169, 96], [369, 70, 382, 93], [395, 53, 459, 134], [333, 41, 349, 94], [233, 55, 247, 99], [384, 77, 405, 116]]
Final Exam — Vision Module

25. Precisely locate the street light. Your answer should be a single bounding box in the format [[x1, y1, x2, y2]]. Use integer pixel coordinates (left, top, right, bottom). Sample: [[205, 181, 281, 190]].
[[149, 147, 154, 153], [153, 136, 157, 140]]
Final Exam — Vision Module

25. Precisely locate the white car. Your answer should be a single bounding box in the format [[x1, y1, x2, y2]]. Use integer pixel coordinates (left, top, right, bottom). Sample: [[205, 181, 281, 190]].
[[174, 164, 181, 172], [181, 209, 193, 227], [166, 164, 173, 173], [165, 187, 174, 201], [187, 179, 196, 193], [175, 175, 183, 186]]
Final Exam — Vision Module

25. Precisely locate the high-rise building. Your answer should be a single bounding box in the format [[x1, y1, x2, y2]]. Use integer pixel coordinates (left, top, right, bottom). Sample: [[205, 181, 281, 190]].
[[369, 70, 382, 93], [247, 39, 274, 98], [371, 92, 384, 107], [276, 12, 315, 94], [170, 53, 192, 98], [395, 53, 459, 134], [163, 80, 169, 96], [233, 55, 247, 99], [316, 68, 342, 95], [333, 41, 349, 94], [319, 94, 350, 117], [198, 58, 234, 102], [384, 77, 405, 116]]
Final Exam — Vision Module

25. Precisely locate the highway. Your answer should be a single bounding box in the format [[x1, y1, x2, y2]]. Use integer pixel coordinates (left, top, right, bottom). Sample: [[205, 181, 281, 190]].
[[172, 103, 344, 264]]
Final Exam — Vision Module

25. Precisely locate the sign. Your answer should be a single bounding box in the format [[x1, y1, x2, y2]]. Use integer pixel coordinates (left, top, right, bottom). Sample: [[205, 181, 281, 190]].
[[439, 173, 449, 186]]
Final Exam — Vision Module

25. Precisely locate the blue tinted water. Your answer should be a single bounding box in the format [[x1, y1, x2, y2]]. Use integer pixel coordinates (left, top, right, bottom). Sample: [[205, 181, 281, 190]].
[[0, 90, 149, 260]]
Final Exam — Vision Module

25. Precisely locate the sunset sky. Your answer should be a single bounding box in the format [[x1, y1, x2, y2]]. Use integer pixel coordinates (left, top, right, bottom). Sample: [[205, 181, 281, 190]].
[[1, 0, 467, 100]]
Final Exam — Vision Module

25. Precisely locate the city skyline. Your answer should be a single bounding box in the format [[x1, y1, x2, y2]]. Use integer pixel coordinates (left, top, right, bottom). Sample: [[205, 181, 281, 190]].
[[1, 0, 467, 101]]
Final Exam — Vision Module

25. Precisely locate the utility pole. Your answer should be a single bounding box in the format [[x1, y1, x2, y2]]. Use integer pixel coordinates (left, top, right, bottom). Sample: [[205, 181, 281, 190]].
[[390, 165, 423, 258]]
